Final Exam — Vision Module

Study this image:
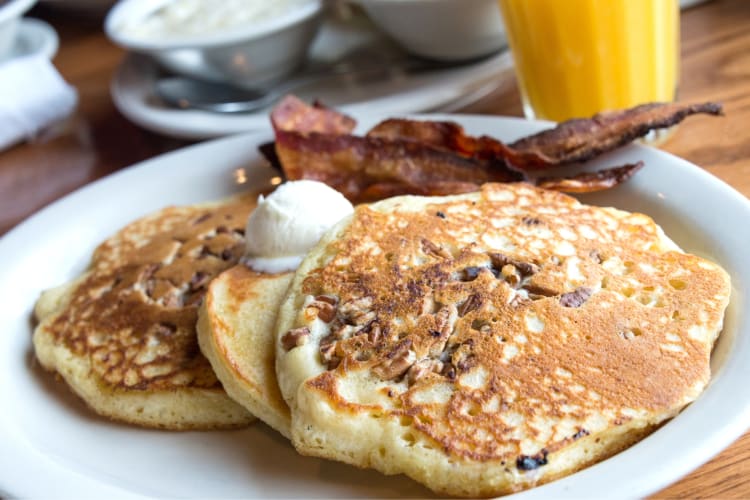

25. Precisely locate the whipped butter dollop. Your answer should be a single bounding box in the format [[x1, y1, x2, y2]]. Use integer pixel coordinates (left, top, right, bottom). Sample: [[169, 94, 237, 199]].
[[243, 180, 354, 273]]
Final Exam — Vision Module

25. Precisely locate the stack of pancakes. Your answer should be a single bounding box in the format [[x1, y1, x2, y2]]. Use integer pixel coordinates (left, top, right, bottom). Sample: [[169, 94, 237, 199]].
[[35, 183, 731, 496]]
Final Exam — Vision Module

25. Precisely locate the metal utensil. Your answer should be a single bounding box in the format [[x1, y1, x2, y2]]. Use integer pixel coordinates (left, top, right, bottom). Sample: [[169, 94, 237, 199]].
[[154, 55, 490, 114], [156, 77, 280, 113]]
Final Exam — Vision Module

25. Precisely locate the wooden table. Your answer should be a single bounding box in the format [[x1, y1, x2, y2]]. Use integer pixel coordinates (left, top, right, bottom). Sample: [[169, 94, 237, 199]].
[[2, 0, 748, 497]]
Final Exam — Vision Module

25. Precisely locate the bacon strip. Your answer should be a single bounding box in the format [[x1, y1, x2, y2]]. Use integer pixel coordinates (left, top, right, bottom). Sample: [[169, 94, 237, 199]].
[[366, 118, 549, 169], [535, 162, 644, 193], [509, 102, 723, 168], [274, 129, 522, 203], [271, 95, 356, 135]]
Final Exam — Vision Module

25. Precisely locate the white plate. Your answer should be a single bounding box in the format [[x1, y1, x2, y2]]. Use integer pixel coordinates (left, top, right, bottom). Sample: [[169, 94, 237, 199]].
[[111, 13, 513, 140], [0, 17, 58, 63], [1, 114, 749, 499]]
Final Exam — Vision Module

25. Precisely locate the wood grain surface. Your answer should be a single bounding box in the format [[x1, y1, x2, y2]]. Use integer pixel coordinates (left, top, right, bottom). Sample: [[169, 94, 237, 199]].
[[1, 0, 748, 497]]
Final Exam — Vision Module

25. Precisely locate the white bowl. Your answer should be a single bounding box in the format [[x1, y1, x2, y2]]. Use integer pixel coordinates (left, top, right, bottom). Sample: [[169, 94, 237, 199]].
[[0, 0, 37, 60], [104, 0, 323, 87], [356, 0, 506, 62]]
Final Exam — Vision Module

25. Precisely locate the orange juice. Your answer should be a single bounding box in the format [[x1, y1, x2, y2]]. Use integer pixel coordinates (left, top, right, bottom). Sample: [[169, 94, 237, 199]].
[[498, 0, 679, 122]]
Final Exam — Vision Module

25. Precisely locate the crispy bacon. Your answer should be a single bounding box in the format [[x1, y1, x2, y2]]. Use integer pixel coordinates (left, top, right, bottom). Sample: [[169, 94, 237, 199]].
[[274, 129, 522, 202], [535, 162, 644, 193], [267, 95, 723, 201], [509, 102, 723, 168], [366, 118, 549, 169], [271, 94, 356, 135]]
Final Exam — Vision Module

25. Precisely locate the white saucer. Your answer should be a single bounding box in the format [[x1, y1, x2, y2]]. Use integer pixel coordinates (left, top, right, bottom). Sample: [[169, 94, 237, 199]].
[[110, 12, 514, 140], [112, 51, 511, 140], [0, 18, 59, 64]]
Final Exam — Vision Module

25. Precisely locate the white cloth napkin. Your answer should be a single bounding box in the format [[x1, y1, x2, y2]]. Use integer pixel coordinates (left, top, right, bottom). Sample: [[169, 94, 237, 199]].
[[0, 53, 78, 151]]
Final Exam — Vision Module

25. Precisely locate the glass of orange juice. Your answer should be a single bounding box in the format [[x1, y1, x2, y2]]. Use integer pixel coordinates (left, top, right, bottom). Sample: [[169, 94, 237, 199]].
[[498, 0, 679, 123]]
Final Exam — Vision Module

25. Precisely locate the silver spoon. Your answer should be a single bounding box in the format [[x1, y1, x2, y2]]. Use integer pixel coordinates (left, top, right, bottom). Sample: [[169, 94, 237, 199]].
[[155, 56, 490, 114], [156, 77, 281, 113]]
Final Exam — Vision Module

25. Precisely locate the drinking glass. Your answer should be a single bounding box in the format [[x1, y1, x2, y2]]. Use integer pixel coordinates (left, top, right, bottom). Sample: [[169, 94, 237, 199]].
[[498, 0, 680, 123]]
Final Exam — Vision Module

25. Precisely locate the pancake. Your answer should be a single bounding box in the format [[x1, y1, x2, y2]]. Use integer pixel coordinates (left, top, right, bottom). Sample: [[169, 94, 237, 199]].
[[197, 265, 293, 438], [275, 183, 731, 497], [33, 196, 258, 430]]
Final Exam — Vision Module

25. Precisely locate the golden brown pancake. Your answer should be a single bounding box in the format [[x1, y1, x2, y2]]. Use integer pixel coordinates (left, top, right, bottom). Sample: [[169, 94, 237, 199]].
[[33, 196, 258, 430], [275, 183, 731, 497], [197, 265, 292, 438]]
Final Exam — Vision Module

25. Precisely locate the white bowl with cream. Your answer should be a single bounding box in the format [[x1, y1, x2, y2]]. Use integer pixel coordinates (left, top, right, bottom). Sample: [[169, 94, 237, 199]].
[[0, 0, 37, 60], [105, 0, 323, 87], [355, 0, 506, 62]]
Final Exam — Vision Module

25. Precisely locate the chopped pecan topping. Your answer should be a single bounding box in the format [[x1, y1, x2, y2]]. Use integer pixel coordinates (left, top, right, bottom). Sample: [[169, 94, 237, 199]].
[[441, 364, 457, 381], [500, 264, 522, 288], [428, 304, 457, 357], [183, 291, 204, 307], [523, 283, 557, 298], [462, 266, 482, 281], [365, 321, 383, 343], [338, 296, 375, 326], [315, 294, 338, 305], [490, 252, 540, 279], [282, 326, 310, 351], [372, 339, 416, 380], [406, 358, 444, 385], [319, 333, 342, 369], [189, 271, 210, 291], [455, 350, 476, 372], [458, 293, 482, 317], [307, 295, 338, 323], [163, 292, 182, 309], [421, 238, 452, 259], [559, 287, 593, 308]]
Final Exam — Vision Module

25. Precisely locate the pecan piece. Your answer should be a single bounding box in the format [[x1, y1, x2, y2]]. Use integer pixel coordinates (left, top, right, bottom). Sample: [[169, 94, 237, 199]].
[[189, 271, 211, 291], [501, 264, 522, 288], [559, 287, 593, 308], [364, 321, 383, 343], [281, 326, 311, 351], [490, 253, 540, 278], [338, 296, 375, 326], [458, 293, 482, 317], [421, 238, 451, 259], [460, 266, 490, 282], [319, 333, 340, 369], [406, 358, 444, 385], [307, 295, 338, 323], [372, 339, 416, 380], [428, 304, 457, 357]]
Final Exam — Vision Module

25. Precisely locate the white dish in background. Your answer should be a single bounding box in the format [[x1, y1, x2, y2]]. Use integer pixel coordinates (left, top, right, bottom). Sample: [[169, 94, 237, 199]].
[[111, 10, 513, 139], [356, 0, 506, 61], [0, 17, 58, 62], [1, 114, 748, 499], [105, 0, 324, 87]]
